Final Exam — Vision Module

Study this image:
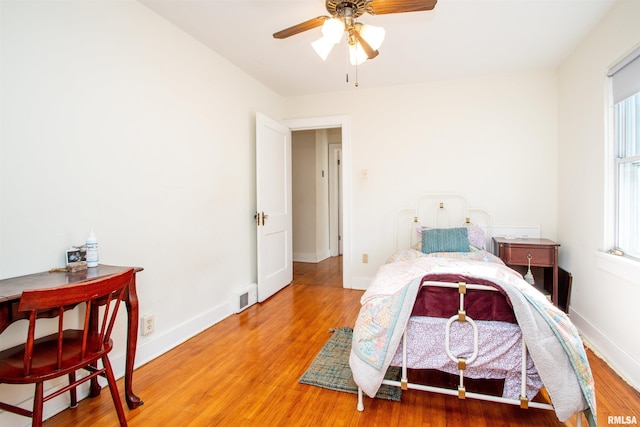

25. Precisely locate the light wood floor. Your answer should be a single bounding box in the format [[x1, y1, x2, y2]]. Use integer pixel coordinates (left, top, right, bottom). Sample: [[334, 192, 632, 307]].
[[44, 256, 640, 426]]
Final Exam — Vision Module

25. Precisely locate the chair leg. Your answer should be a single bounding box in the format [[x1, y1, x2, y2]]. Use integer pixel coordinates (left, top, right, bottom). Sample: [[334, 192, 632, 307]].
[[32, 381, 44, 427], [69, 371, 78, 408], [102, 356, 128, 426]]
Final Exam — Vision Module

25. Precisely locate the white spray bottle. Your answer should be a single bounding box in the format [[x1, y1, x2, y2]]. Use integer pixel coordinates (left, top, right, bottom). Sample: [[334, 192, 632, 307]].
[[86, 230, 99, 268]]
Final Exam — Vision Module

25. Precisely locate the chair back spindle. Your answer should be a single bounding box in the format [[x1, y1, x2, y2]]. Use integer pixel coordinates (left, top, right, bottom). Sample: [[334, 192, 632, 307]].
[[0, 268, 134, 426]]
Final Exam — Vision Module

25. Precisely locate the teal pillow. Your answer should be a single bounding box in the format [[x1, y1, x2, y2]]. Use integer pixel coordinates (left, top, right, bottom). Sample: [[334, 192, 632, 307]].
[[421, 227, 470, 254]]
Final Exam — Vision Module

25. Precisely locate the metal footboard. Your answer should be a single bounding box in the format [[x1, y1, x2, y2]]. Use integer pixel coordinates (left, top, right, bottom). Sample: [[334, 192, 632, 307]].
[[356, 280, 584, 426]]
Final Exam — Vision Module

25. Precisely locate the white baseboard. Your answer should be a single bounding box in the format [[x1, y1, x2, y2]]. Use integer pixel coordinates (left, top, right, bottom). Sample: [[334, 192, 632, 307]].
[[347, 275, 371, 290], [570, 306, 640, 392], [113, 300, 235, 375], [293, 252, 319, 263], [0, 299, 236, 426], [0, 375, 94, 426], [293, 251, 332, 263]]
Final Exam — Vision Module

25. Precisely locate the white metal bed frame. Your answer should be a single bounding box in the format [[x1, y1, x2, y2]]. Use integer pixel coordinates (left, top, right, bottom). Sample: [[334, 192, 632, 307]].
[[393, 193, 494, 253], [358, 193, 584, 426]]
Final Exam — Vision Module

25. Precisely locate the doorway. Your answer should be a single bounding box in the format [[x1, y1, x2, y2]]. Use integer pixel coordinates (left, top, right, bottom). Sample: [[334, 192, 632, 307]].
[[284, 115, 351, 289], [291, 129, 342, 263]]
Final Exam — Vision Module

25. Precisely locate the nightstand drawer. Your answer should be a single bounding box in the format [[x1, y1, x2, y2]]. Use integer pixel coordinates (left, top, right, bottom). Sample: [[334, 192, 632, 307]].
[[503, 246, 554, 266]]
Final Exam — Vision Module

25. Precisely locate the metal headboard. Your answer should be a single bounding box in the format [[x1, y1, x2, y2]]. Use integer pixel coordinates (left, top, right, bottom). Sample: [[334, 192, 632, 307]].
[[394, 193, 493, 252]]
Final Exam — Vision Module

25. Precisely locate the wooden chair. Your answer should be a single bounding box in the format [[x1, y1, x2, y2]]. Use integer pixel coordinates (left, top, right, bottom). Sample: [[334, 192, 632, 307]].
[[0, 268, 134, 426]]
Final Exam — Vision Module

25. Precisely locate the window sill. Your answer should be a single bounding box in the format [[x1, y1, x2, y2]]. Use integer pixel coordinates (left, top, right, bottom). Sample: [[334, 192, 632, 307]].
[[596, 251, 640, 285]]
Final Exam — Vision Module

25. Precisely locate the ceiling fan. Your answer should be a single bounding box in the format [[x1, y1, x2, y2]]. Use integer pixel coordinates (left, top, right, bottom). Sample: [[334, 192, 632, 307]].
[[273, 0, 437, 66]]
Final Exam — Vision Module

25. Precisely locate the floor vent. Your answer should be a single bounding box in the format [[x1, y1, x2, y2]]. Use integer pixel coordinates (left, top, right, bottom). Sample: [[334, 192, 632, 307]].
[[236, 283, 258, 313]]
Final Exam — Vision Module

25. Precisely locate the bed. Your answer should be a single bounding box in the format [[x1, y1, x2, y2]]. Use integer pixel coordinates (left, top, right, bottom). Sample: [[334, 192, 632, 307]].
[[348, 194, 596, 427]]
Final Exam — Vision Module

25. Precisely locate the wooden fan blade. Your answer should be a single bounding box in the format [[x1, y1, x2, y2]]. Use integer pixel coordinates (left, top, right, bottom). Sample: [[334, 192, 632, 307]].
[[350, 28, 379, 60], [273, 16, 328, 39], [368, 0, 437, 15]]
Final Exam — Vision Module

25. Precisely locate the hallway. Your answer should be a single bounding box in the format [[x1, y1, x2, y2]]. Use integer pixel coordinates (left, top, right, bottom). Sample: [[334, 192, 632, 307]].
[[293, 256, 343, 288]]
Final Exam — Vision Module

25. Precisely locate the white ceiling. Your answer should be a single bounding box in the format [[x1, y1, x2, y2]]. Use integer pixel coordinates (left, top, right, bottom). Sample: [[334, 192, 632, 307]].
[[138, 0, 617, 97]]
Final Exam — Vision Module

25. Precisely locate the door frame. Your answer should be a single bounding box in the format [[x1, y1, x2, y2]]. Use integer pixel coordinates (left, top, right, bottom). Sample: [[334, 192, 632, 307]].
[[328, 143, 342, 257], [284, 115, 351, 289]]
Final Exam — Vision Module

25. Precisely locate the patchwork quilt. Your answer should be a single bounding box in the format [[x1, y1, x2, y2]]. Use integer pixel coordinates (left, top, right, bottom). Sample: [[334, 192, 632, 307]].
[[349, 255, 596, 426]]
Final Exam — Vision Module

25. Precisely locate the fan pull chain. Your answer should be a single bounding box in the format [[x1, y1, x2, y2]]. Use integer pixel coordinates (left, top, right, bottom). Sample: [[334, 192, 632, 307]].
[[343, 40, 359, 88], [345, 42, 350, 84], [355, 60, 359, 87], [344, 48, 359, 87], [346, 69, 359, 87]]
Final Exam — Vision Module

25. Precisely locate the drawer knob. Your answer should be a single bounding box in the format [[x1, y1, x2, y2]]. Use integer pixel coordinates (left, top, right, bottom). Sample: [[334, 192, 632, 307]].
[[524, 253, 535, 285]]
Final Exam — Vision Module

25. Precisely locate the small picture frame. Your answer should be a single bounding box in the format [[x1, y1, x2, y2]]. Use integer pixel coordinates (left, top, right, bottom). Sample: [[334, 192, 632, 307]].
[[65, 247, 86, 265]]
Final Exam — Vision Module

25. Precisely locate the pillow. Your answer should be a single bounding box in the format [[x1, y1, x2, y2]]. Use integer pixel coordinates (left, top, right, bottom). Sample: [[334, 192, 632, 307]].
[[421, 227, 471, 254], [416, 225, 486, 250], [466, 226, 486, 250]]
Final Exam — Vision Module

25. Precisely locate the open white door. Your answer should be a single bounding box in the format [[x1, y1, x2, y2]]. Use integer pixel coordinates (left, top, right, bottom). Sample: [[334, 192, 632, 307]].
[[256, 113, 293, 302]]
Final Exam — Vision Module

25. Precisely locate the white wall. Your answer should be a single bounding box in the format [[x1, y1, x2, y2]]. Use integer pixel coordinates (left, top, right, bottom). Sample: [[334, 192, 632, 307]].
[[291, 129, 331, 263], [292, 130, 317, 261], [314, 129, 330, 261], [557, 0, 640, 391], [285, 69, 559, 287], [0, 0, 283, 422]]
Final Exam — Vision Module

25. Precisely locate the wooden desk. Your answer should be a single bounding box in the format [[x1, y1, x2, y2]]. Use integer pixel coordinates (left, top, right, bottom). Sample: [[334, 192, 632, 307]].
[[493, 237, 560, 307], [0, 264, 144, 409]]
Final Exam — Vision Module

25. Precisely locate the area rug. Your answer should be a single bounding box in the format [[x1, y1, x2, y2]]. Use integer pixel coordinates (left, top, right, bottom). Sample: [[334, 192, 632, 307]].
[[298, 326, 402, 401]]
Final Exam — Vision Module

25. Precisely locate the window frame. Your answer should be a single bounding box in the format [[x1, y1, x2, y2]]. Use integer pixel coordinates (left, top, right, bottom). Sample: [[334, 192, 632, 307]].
[[613, 114, 640, 260], [608, 48, 640, 262]]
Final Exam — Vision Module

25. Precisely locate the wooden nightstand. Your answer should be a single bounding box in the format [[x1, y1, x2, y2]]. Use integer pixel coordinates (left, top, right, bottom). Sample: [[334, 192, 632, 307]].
[[493, 237, 560, 307]]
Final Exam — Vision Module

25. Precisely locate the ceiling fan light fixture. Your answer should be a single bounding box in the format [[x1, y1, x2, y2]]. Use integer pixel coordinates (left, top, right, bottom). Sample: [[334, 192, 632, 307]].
[[321, 18, 345, 44], [358, 23, 385, 50], [273, 0, 438, 85], [348, 43, 368, 66], [311, 37, 335, 61], [348, 23, 385, 65]]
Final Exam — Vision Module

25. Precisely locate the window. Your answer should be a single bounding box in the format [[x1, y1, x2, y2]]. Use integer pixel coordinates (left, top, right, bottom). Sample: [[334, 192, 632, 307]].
[[609, 48, 640, 260]]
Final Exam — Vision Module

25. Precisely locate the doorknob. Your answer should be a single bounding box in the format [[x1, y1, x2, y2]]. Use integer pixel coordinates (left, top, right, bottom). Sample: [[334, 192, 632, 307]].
[[254, 212, 269, 226]]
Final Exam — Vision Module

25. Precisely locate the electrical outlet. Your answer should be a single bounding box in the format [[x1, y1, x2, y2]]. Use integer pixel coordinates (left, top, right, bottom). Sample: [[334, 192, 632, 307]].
[[362, 253, 368, 263], [141, 314, 154, 336]]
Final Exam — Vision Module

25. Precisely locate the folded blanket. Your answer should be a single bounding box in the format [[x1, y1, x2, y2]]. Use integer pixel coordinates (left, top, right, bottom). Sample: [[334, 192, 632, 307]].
[[349, 255, 596, 426]]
